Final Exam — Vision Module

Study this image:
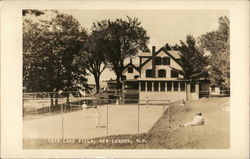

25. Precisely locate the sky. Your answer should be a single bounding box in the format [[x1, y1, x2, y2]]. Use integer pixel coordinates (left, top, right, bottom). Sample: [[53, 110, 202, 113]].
[[29, 9, 229, 84]]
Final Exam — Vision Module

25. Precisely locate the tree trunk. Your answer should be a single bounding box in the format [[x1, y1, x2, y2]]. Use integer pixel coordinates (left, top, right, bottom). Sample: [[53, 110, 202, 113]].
[[50, 93, 54, 107], [116, 75, 120, 89], [55, 93, 59, 106], [94, 74, 100, 94]]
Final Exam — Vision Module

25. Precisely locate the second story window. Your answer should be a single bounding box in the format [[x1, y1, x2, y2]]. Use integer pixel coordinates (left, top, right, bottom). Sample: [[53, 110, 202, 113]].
[[128, 67, 133, 73], [134, 75, 139, 79], [158, 69, 166, 78], [146, 69, 153, 77], [171, 70, 179, 78], [155, 57, 162, 65], [163, 57, 170, 65]]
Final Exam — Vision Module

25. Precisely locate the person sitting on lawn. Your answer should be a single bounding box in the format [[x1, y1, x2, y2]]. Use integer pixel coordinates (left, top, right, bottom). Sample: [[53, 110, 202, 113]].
[[180, 112, 205, 127]]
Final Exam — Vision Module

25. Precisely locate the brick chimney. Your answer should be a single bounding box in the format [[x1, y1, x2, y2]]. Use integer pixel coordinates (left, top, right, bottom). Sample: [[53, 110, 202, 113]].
[[152, 46, 156, 54], [130, 58, 132, 64]]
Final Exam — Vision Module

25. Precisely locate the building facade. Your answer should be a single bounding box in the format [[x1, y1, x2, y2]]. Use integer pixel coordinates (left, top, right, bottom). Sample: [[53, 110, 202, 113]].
[[121, 46, 209, 104]]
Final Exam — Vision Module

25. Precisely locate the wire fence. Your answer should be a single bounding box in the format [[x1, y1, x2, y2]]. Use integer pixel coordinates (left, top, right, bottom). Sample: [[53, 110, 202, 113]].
[[23, 98, 179, 141]]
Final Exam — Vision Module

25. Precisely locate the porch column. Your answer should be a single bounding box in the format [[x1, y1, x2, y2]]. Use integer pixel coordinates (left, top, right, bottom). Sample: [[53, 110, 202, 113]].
[[178, 82, 180, 92], [145, 81, 147, 92], [138, 81, 141, 91], [195, 83, 199, 99], [195, 83, 199, 93], [171, 81, 174, 91], [165, 81, 168, 91], [158, 81, 160, 91]]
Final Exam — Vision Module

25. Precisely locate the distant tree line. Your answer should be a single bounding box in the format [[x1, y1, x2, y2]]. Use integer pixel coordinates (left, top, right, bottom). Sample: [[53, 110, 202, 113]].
[[163, 16, 230, 90]]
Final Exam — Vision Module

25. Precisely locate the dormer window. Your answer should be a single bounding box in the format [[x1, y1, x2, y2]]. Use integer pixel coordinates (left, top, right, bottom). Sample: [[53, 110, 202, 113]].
[[128, 67, 133, 73], [163, 57, 170, 65]]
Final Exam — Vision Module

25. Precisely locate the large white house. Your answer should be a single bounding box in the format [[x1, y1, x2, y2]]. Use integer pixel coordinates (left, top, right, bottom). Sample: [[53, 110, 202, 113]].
[[121, 46, 210, 104]]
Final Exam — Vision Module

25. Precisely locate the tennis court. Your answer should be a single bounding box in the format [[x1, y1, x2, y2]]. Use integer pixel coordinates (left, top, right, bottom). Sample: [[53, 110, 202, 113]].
[[23, 104, 168, 139]]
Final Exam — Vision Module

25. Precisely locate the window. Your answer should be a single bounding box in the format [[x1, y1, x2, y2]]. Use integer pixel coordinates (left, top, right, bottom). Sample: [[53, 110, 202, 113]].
[[154, 82, 159, 91], [146, 69, 153, 77], [141, 82, 145, 91], [128, 67, 133, 73], [134, 75, 139, 79], [155, 57, 162, 65], [174, 82, 179, 91], [167, 81, 172, 91], [160, 82, 165, 91], [180, 82, 185, 91], [158, 69, 166, 78], [122, 75, 126, 80], [163, 57, 170, 65], [171, 70, 179, 78], [147, 82, 152, 91], [211, 85, 215, 92], [191, 84, 196, 93]]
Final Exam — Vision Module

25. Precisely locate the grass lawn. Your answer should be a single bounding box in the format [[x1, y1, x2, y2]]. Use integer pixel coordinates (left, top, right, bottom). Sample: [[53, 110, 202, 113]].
[[23, 97, 230, 149]]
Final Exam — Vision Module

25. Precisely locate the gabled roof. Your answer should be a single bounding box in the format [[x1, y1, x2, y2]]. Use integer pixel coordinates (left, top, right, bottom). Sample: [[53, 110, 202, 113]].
[[168, 50, 181, 59], [123, 62, 140, 72], [140, 47, 183, 69]]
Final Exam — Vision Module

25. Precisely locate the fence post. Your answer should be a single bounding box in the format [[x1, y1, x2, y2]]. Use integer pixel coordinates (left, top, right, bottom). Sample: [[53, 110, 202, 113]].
[[106, 103, 109, 136], [22, 99, 24, 117], [79, 99, 81, 110], [61, 104, 64, 143], [138, 104, 140, 134], [71, 101, 73, 112], [49, 105, 51, 115], [168, 106, 170, 125], [35, 107, 38, 116]]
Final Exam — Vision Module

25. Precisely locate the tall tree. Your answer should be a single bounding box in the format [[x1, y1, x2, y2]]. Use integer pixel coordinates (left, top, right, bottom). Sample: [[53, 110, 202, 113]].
[[199, 16, 230, 90], [77, 33, 107, 94], [177, 35, 209, 82], [91, 17, 150, 90], [23, 11, 89, 105]]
